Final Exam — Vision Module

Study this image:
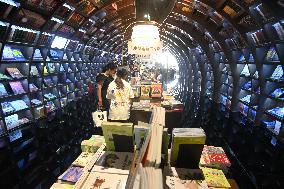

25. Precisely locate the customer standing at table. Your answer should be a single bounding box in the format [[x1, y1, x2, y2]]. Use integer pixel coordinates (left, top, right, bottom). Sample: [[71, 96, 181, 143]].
[[96, 62, 117, 111], [107, 68, 134, 121]]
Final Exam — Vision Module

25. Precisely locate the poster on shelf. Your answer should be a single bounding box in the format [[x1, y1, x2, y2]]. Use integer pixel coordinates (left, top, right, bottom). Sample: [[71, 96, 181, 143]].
[[151, 83, 162, 98], [128, 40, 163, 55]]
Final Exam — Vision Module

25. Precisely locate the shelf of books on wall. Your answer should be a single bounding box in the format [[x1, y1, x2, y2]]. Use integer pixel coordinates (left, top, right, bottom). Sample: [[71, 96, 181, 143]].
[[249, 3, 275, 26], [259, 44, 284, 141], [204, 60, 213, 100], [238, 90, 259, 125]]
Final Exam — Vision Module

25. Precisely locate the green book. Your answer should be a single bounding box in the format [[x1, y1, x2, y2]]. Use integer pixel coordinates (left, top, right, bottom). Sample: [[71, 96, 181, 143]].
[[101, 121, 134, 152], [81, 135, 105, 153], [171, 128, 206, 168]]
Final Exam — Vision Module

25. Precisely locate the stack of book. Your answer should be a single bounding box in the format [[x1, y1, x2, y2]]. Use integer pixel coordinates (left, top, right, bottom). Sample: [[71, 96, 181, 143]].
[[199, 145, 231, 173], [170, 128, 206, 169], [101, 122, 134, 152], [81, 135, 105, 153], [9, 26, 38, 44], [201, 167, 231, 188]]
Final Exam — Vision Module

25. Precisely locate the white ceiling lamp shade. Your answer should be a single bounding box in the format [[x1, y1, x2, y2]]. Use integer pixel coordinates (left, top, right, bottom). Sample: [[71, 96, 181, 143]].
[[131, 22, 160, 46]]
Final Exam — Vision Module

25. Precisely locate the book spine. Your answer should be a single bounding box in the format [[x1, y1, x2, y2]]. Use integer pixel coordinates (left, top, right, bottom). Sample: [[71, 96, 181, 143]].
[[273, 23, 284, 40], [255, 6, 267, 21]]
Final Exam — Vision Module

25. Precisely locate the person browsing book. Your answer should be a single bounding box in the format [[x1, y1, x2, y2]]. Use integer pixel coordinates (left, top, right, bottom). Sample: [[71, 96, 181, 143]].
[[96, 62, 117, 111], [107, 68, 134, 121]]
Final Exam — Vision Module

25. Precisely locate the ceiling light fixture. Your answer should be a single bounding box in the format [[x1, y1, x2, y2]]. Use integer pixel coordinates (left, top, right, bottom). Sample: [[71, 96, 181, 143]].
[[131, 21, 160, 46]]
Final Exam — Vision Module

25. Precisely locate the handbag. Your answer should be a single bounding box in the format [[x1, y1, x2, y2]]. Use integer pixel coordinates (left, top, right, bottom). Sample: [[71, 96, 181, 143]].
[[92, 108, 107, 127]]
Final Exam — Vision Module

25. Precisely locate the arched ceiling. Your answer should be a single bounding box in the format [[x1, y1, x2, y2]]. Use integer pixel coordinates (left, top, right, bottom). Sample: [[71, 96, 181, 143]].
[[1, 0, 283, 103]]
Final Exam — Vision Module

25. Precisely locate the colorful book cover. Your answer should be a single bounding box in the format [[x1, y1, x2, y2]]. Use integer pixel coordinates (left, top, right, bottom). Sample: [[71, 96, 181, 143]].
[[2, 45, 15, 60], [47, 63, 56, 73], [101, 122, 134, 152], [132, 86, 140, 98], [11, 48, 26, 61], [151, 84, 162, 98], [2, 101, 16, 115], [9, 81, 26, 95], [266, 47, 279, 62], [171, 128, 206, 168], [58, 166, 83, 183], [0, 83, 8, 97], [50, 182, 74, 189], [81, 171, 128, 189], [140, 85, 151, 97], [201, 167, 231, 188], [92, 151, 133, 175], [81, 135, 105, 153], [6, 68, 24, 79], [5, 114, 19, 130], [72, 152, 95, 167]]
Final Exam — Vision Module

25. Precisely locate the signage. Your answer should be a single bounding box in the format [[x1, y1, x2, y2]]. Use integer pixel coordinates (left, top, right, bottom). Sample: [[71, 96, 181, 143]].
[[135, 54, 151, 59], [128, 40, 163, 55]]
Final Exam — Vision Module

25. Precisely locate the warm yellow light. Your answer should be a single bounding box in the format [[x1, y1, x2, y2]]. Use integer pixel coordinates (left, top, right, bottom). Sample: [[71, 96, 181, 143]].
[[131, 23, 160, 46]]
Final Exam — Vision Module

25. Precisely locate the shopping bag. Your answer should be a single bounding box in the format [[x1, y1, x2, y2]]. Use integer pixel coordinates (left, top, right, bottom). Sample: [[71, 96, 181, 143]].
[[92, 110, 107, 127]]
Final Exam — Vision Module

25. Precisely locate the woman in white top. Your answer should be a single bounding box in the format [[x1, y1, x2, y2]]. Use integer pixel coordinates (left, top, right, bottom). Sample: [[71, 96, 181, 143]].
[[107, 68, 134, 121]]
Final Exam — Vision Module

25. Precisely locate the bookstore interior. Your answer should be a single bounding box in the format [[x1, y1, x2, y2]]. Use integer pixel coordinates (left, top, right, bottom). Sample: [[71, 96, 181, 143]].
[[0, 0, 284, 189]]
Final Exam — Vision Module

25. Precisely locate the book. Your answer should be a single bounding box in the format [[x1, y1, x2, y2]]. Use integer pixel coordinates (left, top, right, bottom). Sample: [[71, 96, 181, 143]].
[[29, 83, 39, 92], [81, 135, 105, 153], [199, 145, 231, 170], [140, 85, 151, 97], [5, 114, 19, 130], [240, 64, 250, 77], [9, 81, 25, 94], [240, 95, 251, 104], [30, 66, 39, 76], [6, 68, 24, 79], [2, 45, 15, 60], [92, 151, 133, 174], [101, 122, 134, 152], [267, 107, 284, 120], [151, 83, 162, 98], [72, 152, 95, 167], [0, 83, 8, 97], [44, 93, 56, 100], [171, 128, 206, 168], [58, 166, 83, 183], [201, 167, 230, 188], [270, 88, 284, 99], [50, 182, 74, 189], [270, 65, 283, 81], [81, 171, 128, 189], [47, 63, 56, 73], [272, 22, 284, 40], [134, 125, 149, 149], [2, 101, 15, 114], [33, 49, 43, 60], [266, 47, 279, 62], [31, 99, 42, 106], [137, 166, 164, 189], [9, 129, 22, 142], [9, 100, 28, 111]]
